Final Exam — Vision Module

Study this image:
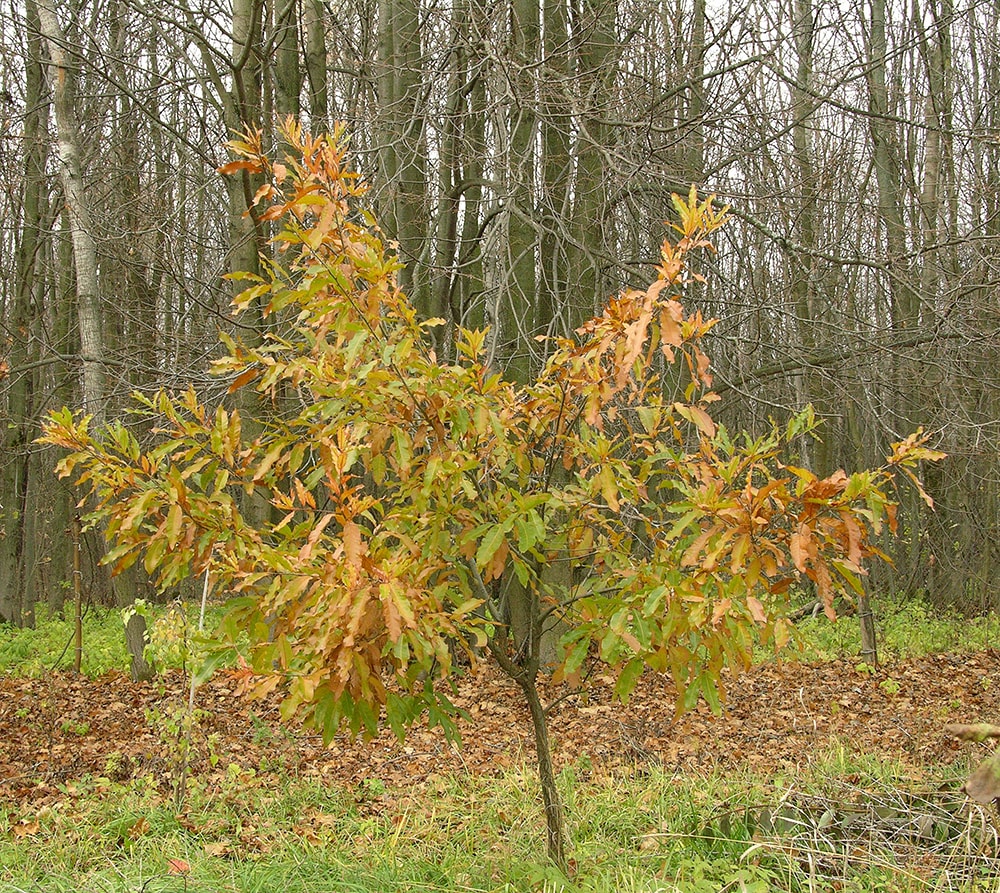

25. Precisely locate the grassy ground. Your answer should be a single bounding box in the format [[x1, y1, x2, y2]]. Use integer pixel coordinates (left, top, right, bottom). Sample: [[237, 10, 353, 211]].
[[1, 745, 990, 893], [1, 596, 998, 892]]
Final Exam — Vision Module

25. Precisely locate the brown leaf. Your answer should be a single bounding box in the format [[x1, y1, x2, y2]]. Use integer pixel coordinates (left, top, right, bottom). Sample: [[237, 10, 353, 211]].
[[204, 840, 232, 857], [946, 723, 1000, 742], [167, 858, 191, 875], [964, 747, 1000, 804]]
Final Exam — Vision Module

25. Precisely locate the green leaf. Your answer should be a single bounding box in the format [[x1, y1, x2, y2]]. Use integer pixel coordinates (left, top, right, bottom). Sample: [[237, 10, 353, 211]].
[[562, 633, 591, 675], [475, 525, 506, 568], [699, 672, 722, 715], [615, 658, 645, 704], [642, 586, 666, 617], [192, 647, 236, 687]]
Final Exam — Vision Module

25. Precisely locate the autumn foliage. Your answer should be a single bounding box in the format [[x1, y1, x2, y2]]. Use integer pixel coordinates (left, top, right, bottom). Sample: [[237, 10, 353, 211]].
[[42, 121, 942, 864]]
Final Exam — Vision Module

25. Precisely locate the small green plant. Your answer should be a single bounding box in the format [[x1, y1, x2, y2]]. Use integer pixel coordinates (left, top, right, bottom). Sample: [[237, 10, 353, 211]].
[[880, 677, 901, 695], [855, 661, 876, 676], [59, 719, 90, 736], [103, 751, 125, 777], [145, 703, 210, 811]]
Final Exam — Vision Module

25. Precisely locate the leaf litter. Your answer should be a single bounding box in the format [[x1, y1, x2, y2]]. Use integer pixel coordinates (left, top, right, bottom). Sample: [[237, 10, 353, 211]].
[[1, 651, 997, 806]]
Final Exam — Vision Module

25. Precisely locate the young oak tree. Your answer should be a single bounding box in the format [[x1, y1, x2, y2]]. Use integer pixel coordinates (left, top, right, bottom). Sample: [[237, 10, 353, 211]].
[[41, 121, 943, 870]]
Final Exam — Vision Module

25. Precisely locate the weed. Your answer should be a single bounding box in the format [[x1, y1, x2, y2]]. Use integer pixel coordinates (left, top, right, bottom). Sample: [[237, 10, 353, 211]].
[[58, 719, 90, 736], [880, 677, 901, 695]]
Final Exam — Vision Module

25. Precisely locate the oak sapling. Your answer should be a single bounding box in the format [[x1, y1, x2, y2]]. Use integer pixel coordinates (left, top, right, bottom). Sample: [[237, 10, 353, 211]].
[[41, 120, 944, 870]]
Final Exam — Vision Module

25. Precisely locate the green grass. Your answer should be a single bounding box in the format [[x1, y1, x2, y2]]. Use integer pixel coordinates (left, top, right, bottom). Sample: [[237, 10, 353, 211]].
[[0, 748, 988, 893], [793, 594, 1000, 663], [0, 601, 229, 678], [0, 604, 129, 677], [5, 592, 996, 681]]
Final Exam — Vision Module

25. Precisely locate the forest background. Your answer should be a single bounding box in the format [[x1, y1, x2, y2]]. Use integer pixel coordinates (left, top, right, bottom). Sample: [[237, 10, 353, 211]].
[[0, 0, 995, 629]]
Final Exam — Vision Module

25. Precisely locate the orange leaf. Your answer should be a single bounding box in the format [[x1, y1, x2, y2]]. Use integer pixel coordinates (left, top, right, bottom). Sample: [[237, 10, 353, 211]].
[[218, 159, 261, 175], [746, 595, 767, 624], [227, 366, 261, 394], [343, 520, 362, 568], [619, 304, 653, 386], [711, 598, 731, 625], [298, 513, 334, 563], [789, 523, 811, 573], [167, 858, 192, 875]]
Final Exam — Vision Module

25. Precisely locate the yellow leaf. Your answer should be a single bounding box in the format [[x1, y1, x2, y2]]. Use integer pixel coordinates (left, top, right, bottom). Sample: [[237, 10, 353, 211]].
[[165, 502, 183, 550], [599, 465, 620, 512]]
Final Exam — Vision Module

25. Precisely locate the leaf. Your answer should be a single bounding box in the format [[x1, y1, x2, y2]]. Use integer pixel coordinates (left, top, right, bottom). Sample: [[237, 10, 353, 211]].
[[343, 520, 362, 568], [562, 634, 592, 676], [165, 501, 184, 550], [615, 658, 645, 704], [789, 524, 811, 573], [746, 595, 767, 624], [674, 402, 716, 437], [965, 746, 1000, 804], [227, 366, 261, 394], [946, 723, 1000, 742], [598, 465, 620, 512], [475, 526, 506, 569], [167, 858, 192, 875], [204, 840, 232, 857]]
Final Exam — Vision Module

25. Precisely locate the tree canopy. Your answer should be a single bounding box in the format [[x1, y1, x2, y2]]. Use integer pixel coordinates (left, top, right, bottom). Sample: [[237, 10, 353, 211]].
[[41, 122, 944, 867]]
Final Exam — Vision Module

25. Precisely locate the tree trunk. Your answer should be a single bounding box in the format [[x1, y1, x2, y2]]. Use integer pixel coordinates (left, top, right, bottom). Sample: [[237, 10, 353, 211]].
[[37, 0, 104, 423], [517, 670, 567, 872], [0, 0, 47, 627], [38, 0, 154, 680]]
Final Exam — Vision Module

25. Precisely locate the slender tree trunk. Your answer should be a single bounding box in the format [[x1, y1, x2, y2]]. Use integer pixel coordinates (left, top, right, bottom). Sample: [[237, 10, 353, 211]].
[[38, 0, 154, 680], [37, 0, 104, 423], [517, 671, 567, 871], [503, 0, 540, 380], [303, 0, 328, 125], [0, 0, 47, 626]]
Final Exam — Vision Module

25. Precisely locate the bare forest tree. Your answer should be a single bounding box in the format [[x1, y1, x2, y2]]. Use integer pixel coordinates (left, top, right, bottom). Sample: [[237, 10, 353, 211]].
[[1, 0, 998, 649]]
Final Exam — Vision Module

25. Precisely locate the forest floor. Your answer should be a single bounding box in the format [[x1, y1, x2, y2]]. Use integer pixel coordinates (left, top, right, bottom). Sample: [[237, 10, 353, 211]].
[[2, 650, 997, 805]]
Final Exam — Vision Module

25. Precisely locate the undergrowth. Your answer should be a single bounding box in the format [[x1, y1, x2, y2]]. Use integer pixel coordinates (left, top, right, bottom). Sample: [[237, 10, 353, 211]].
[[0, 601, 227, 678], [794, 594, 1000, 663], [2, 599, 998, 891], [3, 592, 995, 680], [0, 746, 989, 893]]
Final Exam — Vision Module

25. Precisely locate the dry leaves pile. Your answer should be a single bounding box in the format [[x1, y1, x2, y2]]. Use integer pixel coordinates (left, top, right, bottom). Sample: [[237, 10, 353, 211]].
[[1, 651, 997, 805]]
